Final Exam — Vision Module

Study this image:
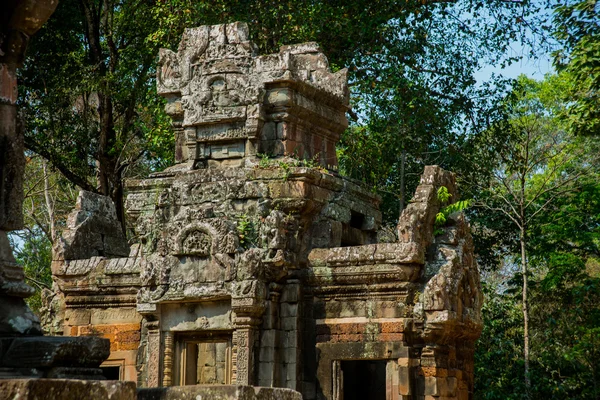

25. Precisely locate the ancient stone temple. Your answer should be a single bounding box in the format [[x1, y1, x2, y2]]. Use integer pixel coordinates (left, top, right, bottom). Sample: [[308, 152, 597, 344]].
[[51, 22, 483, 400]]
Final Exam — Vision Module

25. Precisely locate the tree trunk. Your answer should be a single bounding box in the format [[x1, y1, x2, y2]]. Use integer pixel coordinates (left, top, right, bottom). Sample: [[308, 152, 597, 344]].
[[81, 0, 123, 232], [399, 148, 406, 215], [112, 173, 125, 235], [42, 159, 56, 242], [521, 224, 531, 396], [97, 92, 116, 197]]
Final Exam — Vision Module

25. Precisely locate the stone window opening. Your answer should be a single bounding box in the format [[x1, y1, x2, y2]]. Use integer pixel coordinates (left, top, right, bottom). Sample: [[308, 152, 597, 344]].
[[174, 332, 233, 386], [100, 359, 125, 380]]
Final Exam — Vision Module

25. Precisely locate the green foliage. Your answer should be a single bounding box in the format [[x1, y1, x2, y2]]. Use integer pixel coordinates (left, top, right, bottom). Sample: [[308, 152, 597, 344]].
[[257, 153, 272, 169], [437, 186, 451, 204], [277, 160, 292, 181], [434, 189, 471, 236], [19, 0, 177, 225], [472, 73, 600, 398], [476, 259, 600, 399], [465, 73, 595, 270], [10, 230, 53, 314], [475, 283, 527, 399], [336, 0, 548, 223], [553, 0, 600, 136], [237, 214, 259, 249]]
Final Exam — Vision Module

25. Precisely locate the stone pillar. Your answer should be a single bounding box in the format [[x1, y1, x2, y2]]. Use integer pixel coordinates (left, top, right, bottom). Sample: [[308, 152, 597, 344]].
[[0, 232, 40, 333], [232, 280, 266, 385], [0, 0, 59, 336], [146, 320, 162, 387], [258, 283, 281, 387], [232, 324, 256, 385], [137, 302, 161, 388], [280, 281, 301, 391], [397, 352, 419, 400]]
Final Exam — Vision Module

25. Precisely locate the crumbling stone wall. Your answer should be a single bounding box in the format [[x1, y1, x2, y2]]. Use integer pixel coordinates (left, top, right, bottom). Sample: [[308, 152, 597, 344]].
[[52, 191, 142, 382], [51, 22, 482, 400], [308, 166, 482, 399]]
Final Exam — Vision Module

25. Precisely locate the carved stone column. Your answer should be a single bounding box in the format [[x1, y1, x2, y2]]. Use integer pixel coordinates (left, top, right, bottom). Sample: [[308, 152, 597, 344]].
[[232, 316, 262, 385], [137, 303, 161, 388], [146, 320, 161, 387], [231, 280, 266, 385], [162, 331, 174, 386]]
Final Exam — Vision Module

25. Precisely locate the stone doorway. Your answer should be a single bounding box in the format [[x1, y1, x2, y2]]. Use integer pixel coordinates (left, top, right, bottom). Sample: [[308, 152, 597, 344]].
[[337, 360, 387, 400], [174, 332, 232, 385]]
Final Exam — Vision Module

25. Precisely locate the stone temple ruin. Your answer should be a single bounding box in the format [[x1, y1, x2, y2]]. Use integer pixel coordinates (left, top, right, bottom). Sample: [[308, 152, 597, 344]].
[[45, 22, 482, 400]]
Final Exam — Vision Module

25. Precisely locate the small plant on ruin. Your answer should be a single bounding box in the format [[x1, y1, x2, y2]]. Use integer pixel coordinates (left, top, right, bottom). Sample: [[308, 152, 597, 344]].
[[300, 153, 320, 169], [257, 153, 272, 169], [434, 186, 470, 236], [278, 160, 292, 180], [237, 213, 259, 249], [437, 186, 451, 204]]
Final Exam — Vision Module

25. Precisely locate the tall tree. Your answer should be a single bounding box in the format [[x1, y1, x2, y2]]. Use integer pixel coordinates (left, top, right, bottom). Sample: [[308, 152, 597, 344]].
[[469, 74, 597, 395], [19, 0, 176, 232], [475, 171, 600, 399], [9, 154, 78, 312]]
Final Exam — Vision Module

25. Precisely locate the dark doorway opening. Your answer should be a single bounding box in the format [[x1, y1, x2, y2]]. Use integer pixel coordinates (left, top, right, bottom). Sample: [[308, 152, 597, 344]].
[[101, 366, 121, 380], [341, 360, 386, 400]]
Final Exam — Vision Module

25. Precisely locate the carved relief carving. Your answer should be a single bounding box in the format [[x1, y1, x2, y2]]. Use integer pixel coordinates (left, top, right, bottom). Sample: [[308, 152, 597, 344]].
[[146, 323, 161, 387], [157, 49, 181, 94], [157, 22, 349, 165], [181, 229, 212, 256], [177, 26, 210, 85], [173, 219, 239, 256], [233, 329, 250, 385]]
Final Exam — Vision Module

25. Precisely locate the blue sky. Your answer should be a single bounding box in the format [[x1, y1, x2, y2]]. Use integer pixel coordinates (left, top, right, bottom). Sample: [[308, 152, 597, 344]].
[[475, 39, 554, 84]]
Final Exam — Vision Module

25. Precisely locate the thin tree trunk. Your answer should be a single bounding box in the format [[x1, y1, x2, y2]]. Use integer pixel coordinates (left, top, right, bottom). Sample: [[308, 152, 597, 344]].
[[399, 148, 406, 215], [42, 159, 56, 242], [521, 221, 531, 396]]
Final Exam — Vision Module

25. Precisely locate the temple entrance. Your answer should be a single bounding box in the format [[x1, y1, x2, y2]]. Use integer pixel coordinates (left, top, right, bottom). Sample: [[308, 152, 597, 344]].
[[174, 332, 232, 385], [340, 360, 386, 400]]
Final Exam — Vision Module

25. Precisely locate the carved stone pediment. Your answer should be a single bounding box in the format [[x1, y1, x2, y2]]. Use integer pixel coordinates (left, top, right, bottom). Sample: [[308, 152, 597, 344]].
[[180, 229, 212, 256], [173, 220, 239, 257]]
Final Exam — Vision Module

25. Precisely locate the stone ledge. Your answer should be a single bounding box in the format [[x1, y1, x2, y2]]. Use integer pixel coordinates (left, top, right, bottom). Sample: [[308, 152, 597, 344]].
[[137, 385, 302, 400], [0, 379, 136, 400], [1, 336, 109, 370], [308, 242, 423, 269]]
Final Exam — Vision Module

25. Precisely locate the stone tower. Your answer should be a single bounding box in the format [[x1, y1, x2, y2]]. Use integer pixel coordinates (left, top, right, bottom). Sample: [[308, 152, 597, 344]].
[[157, 22, 348, 169], [52, 22, 483, 400]]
